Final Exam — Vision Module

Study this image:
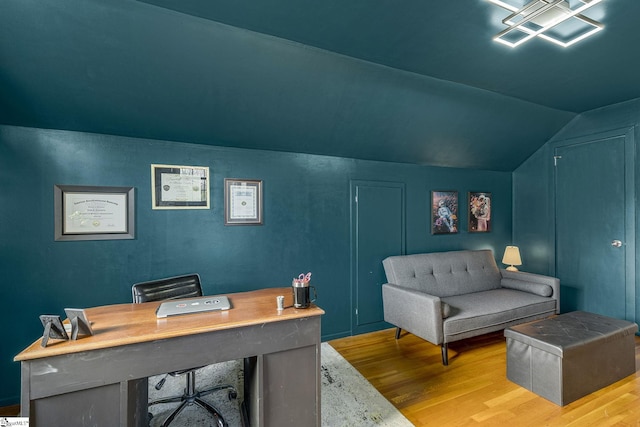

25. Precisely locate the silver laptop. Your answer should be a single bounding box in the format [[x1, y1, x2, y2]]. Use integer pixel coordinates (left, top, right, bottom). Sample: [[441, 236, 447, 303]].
[[156, 296, 231, 318]]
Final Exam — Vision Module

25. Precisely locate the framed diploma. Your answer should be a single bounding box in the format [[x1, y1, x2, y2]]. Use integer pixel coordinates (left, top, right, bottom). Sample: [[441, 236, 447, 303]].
[[224, 179, 263, 225], [54, 185, 135, 241], [151, 164, 210, 209]]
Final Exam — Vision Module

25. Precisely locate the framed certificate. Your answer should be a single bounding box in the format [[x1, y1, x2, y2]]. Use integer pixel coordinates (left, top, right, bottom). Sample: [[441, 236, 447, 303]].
[[151, 164, 210, 209], [224, 179, 263, 225], [54, 185, 135, 241]]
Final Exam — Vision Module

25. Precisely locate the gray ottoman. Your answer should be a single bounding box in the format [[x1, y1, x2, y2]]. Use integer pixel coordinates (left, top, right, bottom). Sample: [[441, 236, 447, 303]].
[[504, 311, 637, 406]]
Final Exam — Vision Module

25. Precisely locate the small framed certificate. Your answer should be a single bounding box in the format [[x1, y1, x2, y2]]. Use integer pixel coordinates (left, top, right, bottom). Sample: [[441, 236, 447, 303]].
[[54, 185, 135, 241], [151, 164, 210, 209], [224, 179, 263, 225]]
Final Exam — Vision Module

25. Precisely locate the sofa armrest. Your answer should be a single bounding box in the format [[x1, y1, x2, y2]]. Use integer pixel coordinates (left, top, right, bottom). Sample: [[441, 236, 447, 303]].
[[500, 269, 560, 314], [382, 283, 444, 345]]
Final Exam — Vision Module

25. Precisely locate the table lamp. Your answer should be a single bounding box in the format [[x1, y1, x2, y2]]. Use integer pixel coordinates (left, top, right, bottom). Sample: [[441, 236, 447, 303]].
[[502, 246, 522, 271]]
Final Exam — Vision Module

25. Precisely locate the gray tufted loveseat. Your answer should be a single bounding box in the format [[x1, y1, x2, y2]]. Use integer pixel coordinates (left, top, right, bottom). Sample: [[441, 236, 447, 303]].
[[382, 249, 559, 365]]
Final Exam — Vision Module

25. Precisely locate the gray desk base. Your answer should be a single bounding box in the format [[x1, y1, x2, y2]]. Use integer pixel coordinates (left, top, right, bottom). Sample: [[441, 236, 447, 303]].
[[505, 311, 637, 406], [20, 316, 321, 426]]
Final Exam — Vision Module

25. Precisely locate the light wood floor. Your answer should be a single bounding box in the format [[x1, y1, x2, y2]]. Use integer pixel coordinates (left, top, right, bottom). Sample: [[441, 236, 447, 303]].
[[330, 328, 640, 427]]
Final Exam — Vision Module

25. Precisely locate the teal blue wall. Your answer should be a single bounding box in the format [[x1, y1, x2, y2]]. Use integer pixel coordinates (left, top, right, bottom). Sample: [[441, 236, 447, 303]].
[[512, 145, 555, 275], [0, 125, 513, 405], [513, 98, 640, 318]]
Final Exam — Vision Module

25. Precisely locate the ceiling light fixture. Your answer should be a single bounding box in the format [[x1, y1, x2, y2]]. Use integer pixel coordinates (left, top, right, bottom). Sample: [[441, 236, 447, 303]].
[[488, 0, 604, 48]]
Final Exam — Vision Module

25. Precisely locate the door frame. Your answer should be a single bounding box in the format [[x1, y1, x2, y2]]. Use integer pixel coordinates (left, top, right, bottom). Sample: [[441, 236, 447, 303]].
[[349, 180, 406, 335], [550, 126, 635, 320]]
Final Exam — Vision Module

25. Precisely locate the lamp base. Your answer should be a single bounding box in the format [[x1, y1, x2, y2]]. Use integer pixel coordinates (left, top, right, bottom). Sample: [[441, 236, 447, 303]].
[[506, 265, 519, 272]]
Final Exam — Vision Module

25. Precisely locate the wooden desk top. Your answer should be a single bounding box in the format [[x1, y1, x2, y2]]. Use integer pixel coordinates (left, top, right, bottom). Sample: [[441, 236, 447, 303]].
[[15, 287, 324, 362]]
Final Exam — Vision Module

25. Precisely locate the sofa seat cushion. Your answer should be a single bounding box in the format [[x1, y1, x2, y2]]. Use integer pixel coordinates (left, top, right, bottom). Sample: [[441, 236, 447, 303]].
[[442, 289, 556, 337]]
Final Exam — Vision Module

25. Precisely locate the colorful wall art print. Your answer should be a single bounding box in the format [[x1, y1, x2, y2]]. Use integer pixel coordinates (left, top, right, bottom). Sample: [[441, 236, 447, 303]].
[[431, 191, 458, 234], [469, 192, 491, 232]]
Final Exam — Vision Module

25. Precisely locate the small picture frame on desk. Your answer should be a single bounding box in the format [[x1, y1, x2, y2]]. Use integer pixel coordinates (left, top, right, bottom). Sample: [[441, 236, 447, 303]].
[[40, 315, 69, 347], [64, 308, 94, 340], [224, 179, 263, 225]]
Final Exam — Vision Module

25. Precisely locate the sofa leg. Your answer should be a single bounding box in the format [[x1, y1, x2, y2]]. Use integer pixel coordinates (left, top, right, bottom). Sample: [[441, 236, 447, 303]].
[[441, 344, 449, 366], [395, 327, 402, 339]]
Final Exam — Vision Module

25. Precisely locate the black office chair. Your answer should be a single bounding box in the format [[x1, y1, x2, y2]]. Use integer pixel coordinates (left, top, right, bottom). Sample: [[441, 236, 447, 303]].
[[132, 274, 237, 427]]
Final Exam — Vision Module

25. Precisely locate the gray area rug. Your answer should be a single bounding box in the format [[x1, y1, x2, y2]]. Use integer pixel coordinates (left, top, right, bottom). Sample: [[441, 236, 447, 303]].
[[320, 343, 414, 427], [148, 359, 244, 427], [148, 342, 413, 426]]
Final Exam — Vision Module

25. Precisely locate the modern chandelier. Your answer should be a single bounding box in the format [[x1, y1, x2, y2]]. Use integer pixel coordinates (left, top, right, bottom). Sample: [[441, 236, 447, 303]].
[[487, 0, 604, 48]]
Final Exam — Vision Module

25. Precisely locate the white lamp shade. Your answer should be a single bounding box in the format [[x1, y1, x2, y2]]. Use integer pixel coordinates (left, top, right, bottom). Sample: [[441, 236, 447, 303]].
[[502, 246, 522, 267]]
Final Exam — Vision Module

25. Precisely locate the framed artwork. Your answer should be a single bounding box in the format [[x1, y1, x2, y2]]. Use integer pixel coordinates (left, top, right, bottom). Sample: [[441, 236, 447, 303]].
[[151, 164, 210, 210], [54, 185, 135, 241], [469, 192, 491, 232], [431, 191, 458, 234], [224, 179, 263, 225]]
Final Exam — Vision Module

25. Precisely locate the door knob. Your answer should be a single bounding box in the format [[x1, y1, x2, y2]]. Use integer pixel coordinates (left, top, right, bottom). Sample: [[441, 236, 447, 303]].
[[611, 240, 623, 248]]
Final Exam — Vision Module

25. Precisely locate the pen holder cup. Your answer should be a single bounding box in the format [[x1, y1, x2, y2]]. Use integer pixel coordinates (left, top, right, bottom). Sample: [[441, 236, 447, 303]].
[[292, 281, 317, 309]]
